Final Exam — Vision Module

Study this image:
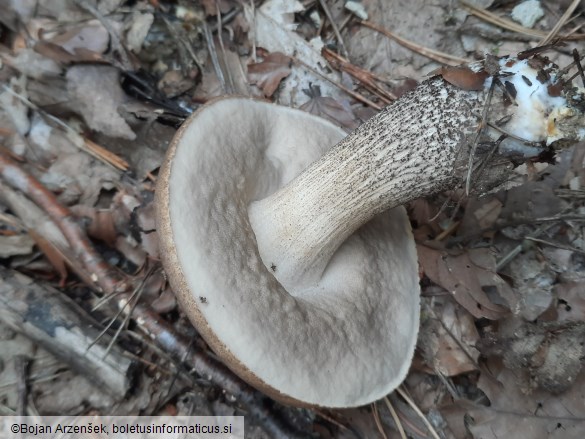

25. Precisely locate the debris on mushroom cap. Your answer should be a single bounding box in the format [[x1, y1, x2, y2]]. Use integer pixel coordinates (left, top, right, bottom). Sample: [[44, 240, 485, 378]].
[[156, 98, 420, 408]]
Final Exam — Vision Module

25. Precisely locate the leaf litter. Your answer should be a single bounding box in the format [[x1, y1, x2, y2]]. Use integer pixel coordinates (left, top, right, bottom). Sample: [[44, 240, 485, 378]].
[[1, 0, 585, 437]]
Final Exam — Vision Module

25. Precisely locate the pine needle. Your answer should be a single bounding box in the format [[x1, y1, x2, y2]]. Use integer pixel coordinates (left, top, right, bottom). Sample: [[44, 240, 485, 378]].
[[396, 386, 441, 439], [383, 396, 407, 439], [361, 20, 469, 66]]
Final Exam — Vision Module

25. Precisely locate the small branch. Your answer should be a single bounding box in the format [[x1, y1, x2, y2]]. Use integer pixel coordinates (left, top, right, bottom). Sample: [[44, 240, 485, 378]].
[[540, 0, 582, 45], [396, 386, 441, 439], [322, 48, 397, 101], [15, 355, 29, 416], [0, 153, 125, 295], [459, 0, 585, 41], [292, 57, 383, 110], [203, 21, 227, 94], [383, 396, 407, 439], [318, 0, 350, 59], [0, 267, 134, 398], [360, 20, 469, 66]]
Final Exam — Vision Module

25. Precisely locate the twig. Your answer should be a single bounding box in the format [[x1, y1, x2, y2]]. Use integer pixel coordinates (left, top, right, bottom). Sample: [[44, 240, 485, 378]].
[[573, 48, 585, 87], [0, 268, 134, 398], [318, 0, 350, 59], [322, 48, 397, 101], [524, 236, 585, 256], [383, 396, 407, 439], [0, 153, 125, 295], [292, 57, 383, 110], [459, 0, 585, 41], [216, 5, 235, 94], [540, 0, 582, 45], [466, 76, 496, 195], [203, 21, 227, 94], [495, 221, 554, 271], [249, 0, 257, 62], [361, 20, 469, 66], [15, 355, 29, 416], [372, 402, 389, 439], [396, 386, 441, 439]]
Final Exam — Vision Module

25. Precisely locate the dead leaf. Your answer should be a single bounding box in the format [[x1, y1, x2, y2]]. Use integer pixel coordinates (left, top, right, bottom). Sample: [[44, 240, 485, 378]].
[[432, 65, 489, 91], [465, 358, 585, 438], [300, 94, 359, 131], [0, 234, 35, 257], [418, 245, 510, 319], [66, 65, 136, 140], [418, 298, 480, 376], [71, 205, 117, 246], [248, 52, 292, 97]]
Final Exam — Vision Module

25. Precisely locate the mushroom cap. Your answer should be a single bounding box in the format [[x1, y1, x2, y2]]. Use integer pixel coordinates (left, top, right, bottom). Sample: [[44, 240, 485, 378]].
[[156, 97, 420, 407]]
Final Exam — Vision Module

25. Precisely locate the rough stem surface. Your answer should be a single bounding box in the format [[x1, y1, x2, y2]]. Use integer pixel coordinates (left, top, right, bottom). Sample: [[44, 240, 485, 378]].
[[249, 78, 484, 289]]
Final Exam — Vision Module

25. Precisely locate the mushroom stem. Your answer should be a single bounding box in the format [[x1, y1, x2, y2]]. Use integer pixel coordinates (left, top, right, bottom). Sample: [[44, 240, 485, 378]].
[[249, 78, 483, 290], [250, 55, 585, 290]]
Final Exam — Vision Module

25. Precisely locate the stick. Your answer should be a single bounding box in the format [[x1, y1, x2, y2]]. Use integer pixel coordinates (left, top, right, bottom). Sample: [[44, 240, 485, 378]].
[[0, 267, 134, 398]]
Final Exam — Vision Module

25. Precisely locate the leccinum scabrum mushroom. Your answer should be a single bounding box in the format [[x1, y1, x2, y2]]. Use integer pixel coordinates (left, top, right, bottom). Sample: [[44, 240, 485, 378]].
[[156, 54, 585, 407]]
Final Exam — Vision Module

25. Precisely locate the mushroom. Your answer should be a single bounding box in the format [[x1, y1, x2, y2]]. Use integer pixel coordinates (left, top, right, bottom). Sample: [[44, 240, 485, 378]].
[[156, 55, 585, 407]]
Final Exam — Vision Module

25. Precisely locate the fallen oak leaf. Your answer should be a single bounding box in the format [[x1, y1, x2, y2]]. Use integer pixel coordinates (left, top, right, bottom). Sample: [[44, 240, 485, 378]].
[[248, 51, 292, 97], [300, 85, 359, 130], [418, 245, 510, 320]]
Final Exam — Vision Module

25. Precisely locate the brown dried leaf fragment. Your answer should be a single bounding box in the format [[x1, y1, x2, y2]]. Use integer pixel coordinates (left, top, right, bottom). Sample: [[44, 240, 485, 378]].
[[418, 246, 510, 320], [300, 96, 359, 131], [248, 52, 292, 98], [418, 298, 480, 376], [433, 65, 489, 91]]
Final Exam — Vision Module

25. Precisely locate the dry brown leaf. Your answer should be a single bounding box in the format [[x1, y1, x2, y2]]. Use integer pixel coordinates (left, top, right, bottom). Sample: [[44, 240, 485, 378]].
[[432, 65, 489, 91], [248, 52, 292, 97], [71, 205, 117, 246], [300, 96, 359, 131], [33, 41, 106, 64], [418, 298, 480, 376], [500, 181, 567, 224], [464, 359, 585, 438], [418, 245, 510, 319]]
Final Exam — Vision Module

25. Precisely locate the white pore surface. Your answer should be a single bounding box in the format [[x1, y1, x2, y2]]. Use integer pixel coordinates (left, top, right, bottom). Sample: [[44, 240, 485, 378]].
[[167, 99, 420, 407]]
